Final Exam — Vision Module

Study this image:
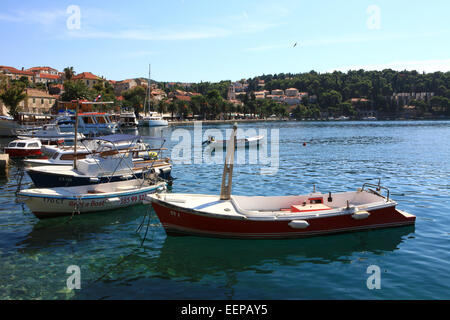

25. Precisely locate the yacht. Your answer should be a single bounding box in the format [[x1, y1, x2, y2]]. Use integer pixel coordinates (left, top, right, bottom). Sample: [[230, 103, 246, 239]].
[[139, 64, 168, 127], [139, 112, 168, 127], [119, 112, 139, 128], [55, 112, 118, 135]]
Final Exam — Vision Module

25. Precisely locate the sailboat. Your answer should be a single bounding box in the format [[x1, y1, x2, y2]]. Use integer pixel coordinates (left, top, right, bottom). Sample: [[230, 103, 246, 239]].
[[138, 65, 168, 127]]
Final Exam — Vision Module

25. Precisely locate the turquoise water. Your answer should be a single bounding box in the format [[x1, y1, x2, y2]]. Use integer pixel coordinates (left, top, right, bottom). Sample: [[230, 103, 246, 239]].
[[0, 120, 449, 299]]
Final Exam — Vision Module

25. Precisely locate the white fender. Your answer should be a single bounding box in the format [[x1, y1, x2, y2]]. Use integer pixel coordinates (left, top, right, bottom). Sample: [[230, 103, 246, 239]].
[[106, 197, 121, 204], [288, 220, 310, 229], [352, 211, 370, 220]]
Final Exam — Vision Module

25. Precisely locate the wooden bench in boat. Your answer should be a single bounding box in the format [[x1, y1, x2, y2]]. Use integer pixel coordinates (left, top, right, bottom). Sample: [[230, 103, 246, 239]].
[[290, 203, 332, 213]]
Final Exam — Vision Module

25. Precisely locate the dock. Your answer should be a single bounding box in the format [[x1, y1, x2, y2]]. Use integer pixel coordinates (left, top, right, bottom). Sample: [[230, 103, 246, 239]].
[[0, 154, 9, 176]]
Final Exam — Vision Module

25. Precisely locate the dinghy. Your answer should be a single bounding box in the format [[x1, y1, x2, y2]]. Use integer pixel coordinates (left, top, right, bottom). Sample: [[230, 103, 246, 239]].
[[19, 179, 167, 219], [147, 124, 415, 239], [203, 135, 264, 149]]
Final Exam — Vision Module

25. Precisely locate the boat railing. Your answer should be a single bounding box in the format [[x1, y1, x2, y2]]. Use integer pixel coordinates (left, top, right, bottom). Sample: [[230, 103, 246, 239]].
[[361, 182, 390, 202]]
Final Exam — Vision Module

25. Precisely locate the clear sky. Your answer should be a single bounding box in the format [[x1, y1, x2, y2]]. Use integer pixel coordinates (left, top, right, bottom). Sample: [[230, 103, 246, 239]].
[[1, 0, 449, 82]]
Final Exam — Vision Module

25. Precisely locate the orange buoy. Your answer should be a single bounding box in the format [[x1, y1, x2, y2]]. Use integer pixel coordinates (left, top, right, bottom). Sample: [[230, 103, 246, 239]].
[[303, 142, 307, 147]]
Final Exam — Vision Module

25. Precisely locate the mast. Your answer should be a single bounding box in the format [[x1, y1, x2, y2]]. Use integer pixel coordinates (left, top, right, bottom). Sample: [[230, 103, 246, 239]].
[[73, 99, 79, 170], [220, 123, 237, 200], [147, 64, 151, 116]]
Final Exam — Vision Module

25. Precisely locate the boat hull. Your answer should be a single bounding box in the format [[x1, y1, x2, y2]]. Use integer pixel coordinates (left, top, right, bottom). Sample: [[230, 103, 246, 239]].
[[139, 119, 168, 127], [4, 148, 42, 157], [27, 166, 172, 188], [151, 200, 416, 239], [20, 183, 166, 219]]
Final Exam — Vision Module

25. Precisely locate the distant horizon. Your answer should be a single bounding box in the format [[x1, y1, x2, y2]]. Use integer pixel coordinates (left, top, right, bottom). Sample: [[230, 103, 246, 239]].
[[1, 0, 449, 82]]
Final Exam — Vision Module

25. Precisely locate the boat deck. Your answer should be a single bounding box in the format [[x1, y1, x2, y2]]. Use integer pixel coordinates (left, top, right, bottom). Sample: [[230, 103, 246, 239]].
[[150, 190, 394, 220]]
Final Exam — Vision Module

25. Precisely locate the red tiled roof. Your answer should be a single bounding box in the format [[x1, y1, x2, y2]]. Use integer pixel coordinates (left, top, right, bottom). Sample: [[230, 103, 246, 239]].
[[36, 73, 60, 79], [26, 66, 58, 73], [0, 65, 34, 76], [72, 72, 100, 80], [175, 95, 191, 102]]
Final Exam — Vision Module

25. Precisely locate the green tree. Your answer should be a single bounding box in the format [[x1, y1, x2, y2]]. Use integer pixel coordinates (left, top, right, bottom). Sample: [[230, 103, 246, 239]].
[[0, 82, 27, 118], [122, 86, 147, 117], [64, 67, 75, 81], [61, 80, 92, 101]]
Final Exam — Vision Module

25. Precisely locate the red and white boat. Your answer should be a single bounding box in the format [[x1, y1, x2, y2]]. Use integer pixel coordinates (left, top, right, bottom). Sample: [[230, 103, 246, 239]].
[[3, 138, 42, 157], [147, 124, 415, 239], [148, 186, 415, 239]]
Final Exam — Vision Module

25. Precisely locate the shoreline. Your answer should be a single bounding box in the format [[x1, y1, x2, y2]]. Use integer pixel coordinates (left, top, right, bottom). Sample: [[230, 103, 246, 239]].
[[166, 117, 450, 126]]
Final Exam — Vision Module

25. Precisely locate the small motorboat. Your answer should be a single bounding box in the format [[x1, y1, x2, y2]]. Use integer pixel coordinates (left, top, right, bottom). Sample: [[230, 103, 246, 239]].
[[16, 123, 85, 141], [4, 138, 43, 157], [148, 185, 416, 239], [18, 179, 167, 219], [25, 133, 172, 187], [203, 135, 264, 149], [147, 123, 415, 239], [25, 152, 172, 188]]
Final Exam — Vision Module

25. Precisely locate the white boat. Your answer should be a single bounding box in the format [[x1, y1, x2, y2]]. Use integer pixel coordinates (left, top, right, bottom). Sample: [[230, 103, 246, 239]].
[[335, 116, 350, 121], [204, 135, 264, 149], [139, 113, 168, 127], [27, 134, 162, 165], [18, 179, 167, 219], [4, 138, 43, 157], [0, 113, 56, 137], [361, 116, 377, 121], [119, 112, 139, 128], [147, 124, 416, 239], [55, 112, 118, 135], [139, 65, 168, 127], [25, 134, 173, 187], [16, 123, 85, 140]]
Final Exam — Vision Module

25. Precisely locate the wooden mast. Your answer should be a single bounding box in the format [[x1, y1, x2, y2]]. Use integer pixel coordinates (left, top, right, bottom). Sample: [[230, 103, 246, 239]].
[[220, 123, 237, 200]]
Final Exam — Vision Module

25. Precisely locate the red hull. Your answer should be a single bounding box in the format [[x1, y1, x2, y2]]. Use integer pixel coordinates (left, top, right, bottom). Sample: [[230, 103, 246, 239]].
[[4, 148, 42, 157], [151, 201, 416, 239]]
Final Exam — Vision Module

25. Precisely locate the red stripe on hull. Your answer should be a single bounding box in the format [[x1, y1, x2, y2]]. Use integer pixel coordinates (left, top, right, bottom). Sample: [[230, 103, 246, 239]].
[[4, 148, 42, 157], [151, 201, 416, 239]]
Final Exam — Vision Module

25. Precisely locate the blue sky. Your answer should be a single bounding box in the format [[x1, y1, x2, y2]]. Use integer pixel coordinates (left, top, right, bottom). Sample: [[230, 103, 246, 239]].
[[1, 0, 449, 82]]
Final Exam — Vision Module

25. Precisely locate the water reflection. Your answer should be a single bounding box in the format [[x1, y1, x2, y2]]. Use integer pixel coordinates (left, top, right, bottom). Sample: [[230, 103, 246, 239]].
[[152, 226, 415, 281], [16, 205, 147, 252]]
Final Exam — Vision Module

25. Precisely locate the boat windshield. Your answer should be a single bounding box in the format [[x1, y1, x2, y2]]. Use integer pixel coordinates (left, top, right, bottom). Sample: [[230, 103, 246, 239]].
[[82, 116, 96, 124], [17, 142, 26, 148], [8, 142, 17, 148], [97, 116, 108, 124]]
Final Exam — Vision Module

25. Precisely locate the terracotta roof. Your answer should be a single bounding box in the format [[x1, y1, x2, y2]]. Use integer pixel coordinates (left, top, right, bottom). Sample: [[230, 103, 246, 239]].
[[36, 73, 60, 79], [26, 66, 58, 73], [0, 65, 34, 76], [72, 72, 100, 80], [175, 95, 191, 102]]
